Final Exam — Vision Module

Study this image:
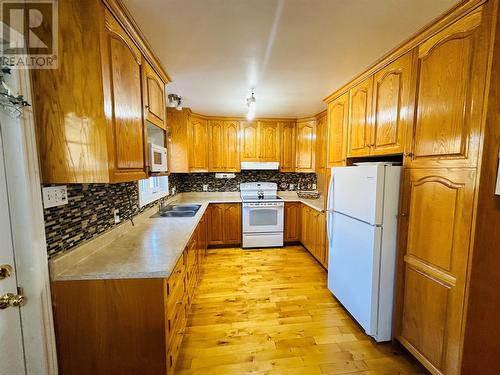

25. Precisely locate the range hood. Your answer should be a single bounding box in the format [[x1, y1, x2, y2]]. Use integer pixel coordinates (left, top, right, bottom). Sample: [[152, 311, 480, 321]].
[[240, 162, 280, 170]]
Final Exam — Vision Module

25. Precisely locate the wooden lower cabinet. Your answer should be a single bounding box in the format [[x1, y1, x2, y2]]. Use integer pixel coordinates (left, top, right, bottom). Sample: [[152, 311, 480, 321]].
[[207, 203, 241, 246], [51, 215, 208, 374], [395, 168, 476, 375], [299, 204, 327, 268], [284, 202, 301, 242]]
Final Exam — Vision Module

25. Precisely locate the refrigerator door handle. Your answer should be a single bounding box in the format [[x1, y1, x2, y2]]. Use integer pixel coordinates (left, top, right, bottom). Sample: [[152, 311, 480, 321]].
[[326, 172, 335, 243]]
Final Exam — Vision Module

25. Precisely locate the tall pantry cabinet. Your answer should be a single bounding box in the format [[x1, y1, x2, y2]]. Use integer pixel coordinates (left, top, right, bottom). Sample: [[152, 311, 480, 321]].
[[322, 1, 500, 374], [394, 3, 498, 375]]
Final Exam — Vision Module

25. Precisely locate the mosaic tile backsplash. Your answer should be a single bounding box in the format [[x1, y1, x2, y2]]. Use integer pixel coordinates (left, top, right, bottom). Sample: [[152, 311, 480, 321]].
[[174, 171, 317, 192], [43, 174, 182, 258], [43, 171, 314, 258]]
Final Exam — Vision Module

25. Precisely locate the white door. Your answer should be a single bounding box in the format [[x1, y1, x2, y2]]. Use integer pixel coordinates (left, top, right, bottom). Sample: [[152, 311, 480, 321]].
[[0, 127, 26, 374], [327, 212, 382, 337], [331, 165, 385, 225]]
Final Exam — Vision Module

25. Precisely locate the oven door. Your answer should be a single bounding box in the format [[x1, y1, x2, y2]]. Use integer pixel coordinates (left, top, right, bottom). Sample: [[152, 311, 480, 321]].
[[242, 203, 284, 233]]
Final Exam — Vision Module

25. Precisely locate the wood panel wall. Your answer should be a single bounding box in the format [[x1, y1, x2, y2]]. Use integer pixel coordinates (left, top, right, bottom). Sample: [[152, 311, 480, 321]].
[[461, 1, 500, 372]]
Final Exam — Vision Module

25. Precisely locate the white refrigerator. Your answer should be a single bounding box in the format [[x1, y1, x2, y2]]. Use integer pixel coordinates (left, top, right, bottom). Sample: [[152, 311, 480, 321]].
[[326, 163, 402, 342]]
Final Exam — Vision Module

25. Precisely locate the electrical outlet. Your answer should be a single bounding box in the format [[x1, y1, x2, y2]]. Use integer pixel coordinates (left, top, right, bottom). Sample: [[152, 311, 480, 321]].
[[289, 184, 295, 190], [215, 173, 236, 179], [202, 184, 208, 191], [113, 209, 120, 224], [312, 183, 317, 190], [42, 185, 68, 209], [171, 186, 176, 195]]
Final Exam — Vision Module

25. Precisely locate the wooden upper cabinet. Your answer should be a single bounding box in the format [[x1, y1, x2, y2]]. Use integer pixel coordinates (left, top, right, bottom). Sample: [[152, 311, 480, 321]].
[[240, 121, 260, 161], [280, 122, 296, 172], [208, 120, 224, 171], [347, 77, 373, 157], [295, 120, 316, 172], [327, 93, 348, 167], [371, 52, 413, 156], [259, 121, 280, 162], [396, 168, 476, 375], [32, 1, 170, 184], [188, 116, 208, 172], [223, 121, 240, 172], [167, 108, 189, 173], [102, 9, 146, 182], [409, 7, 488, 168], [315, 113, 327, 174], [240, 121, 280, 163], [208, 120, 240, 172], [142, 60, 166, 129], [32, 0, 109, 183]]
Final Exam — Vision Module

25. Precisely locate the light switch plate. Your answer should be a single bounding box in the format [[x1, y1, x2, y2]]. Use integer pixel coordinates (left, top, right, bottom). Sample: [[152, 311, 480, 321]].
[[42, 185, 68, 209], [113, 209, 120, 224]]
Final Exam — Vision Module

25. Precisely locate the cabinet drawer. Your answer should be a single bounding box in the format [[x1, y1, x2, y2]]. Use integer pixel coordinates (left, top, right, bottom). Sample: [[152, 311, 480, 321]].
[[167, 255, 185, 297], [167, 295, 186, 347], [167, 276, 185, 320]]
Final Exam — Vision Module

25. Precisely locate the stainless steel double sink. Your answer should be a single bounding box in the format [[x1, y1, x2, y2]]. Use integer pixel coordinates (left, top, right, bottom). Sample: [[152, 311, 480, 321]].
[[155, 204, 201, 218]]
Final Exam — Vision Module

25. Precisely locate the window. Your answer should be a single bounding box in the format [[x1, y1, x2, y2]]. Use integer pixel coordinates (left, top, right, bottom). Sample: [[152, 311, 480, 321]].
[[138, 176, 169, 207]]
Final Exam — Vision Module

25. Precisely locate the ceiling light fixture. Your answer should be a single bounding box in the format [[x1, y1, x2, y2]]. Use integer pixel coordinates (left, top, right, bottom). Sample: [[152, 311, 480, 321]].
[[167, 94, 183, 111], [246, 89, 256, 120]]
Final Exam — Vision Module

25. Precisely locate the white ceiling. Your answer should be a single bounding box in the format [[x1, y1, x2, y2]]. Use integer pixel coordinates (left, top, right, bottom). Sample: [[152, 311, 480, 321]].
[[123, 0, 459, 118]]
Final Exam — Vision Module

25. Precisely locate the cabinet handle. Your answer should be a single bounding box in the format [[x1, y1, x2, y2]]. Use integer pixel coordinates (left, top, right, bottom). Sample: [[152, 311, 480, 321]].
[[404, 152, 414, 157]]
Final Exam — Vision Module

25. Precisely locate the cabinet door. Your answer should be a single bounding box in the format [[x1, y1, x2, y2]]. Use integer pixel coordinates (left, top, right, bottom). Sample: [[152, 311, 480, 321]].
[[315, 113, 328, 174], [259, 121, 280, 162], [102, 10, 146, 182], [300, 205, 309, 248], [284, 202, 301, 242], [223, 204, 241, 244], [371, 52, 413, 156], [348, 77, 373, 157], [208, 120, 225, 172], [327, 93, 349, 167], [395, 169, 475, 375], [207, 204, 224, 245], [296, 120, 316, 172], [223, 121, 240, 172], [240, 121, 260, 162], [408, 7, 488, 168], [142, 60, 166, 129], [316, 213, 327, 268], [280, 122, 296, 172], [189, 116, 208, 172]]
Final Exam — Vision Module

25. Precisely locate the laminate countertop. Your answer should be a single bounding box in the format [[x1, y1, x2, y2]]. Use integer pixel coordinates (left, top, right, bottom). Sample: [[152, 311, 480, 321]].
[[50, 191, 324, 282]]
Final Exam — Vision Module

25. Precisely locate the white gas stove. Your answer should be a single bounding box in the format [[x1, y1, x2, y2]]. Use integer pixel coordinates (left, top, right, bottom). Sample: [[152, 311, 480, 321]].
[[240, 182, 284, 248]]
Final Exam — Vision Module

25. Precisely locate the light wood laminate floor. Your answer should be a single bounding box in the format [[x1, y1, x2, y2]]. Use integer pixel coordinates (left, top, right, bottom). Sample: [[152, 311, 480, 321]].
[[176, 246, 427, 374]]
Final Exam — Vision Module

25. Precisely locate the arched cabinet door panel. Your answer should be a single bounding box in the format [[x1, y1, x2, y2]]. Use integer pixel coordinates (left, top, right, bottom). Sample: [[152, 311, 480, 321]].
[[347, 77, 373, 157], [143, 61, 166, 129], [189, 116, 208, 172], [327, 93, 348, 167], [371, 51, 413, 156], [280, 122, 296, 172], [408, 7, 489, 168], [102, 9, 146, 182], [395, 168, 476, 375]]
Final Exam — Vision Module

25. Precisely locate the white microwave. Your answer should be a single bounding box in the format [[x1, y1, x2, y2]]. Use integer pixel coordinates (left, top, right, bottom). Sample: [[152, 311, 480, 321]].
[[149, 143, 168, 173]]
